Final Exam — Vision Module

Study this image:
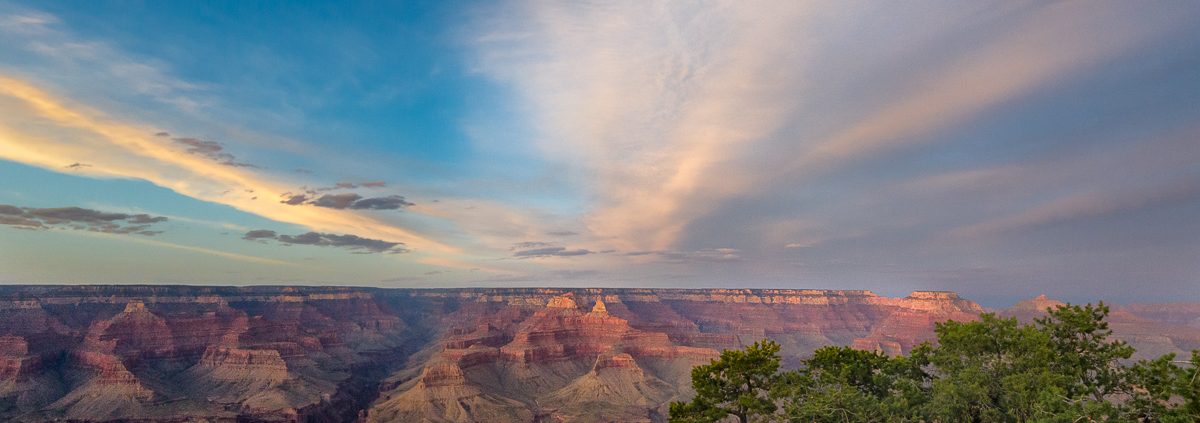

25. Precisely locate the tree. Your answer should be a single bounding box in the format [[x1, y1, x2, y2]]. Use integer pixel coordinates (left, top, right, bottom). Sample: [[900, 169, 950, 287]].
[[1127, 350, 1200, 422], [670, 340, 781, 423], [1035, 302, 1133, 414], [924, 313, 1064, 422], [1127, 353, 1186, 421], [925, 304, 1137, 421], [1181, 351, 1200, 418], [678, 303, 1200, 422], [772, 346, 930, 422]]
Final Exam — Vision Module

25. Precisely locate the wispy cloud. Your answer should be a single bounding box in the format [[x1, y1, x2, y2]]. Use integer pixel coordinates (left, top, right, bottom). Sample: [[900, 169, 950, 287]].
[[622, 248, 741, 263], [471, 1, 1195, 255], [169, 135, 257, 168], [512, 246, 592, 258], [474, 2, 817, 251], [950, 178, 1200, 239], [0, 76, 455, 255], [75, 230, 291, 266]]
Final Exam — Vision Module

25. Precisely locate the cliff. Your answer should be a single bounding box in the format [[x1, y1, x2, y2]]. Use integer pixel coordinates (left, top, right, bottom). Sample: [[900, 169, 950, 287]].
[[0, 285, 1185, 422]]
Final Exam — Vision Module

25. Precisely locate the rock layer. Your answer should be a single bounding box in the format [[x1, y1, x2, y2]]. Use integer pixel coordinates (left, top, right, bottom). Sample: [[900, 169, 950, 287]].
[[0, 286, 1189, 422]]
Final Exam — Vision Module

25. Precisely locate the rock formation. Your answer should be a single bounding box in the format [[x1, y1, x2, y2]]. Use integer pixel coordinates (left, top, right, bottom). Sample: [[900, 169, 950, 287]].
[[0, 285, 1189, 422]]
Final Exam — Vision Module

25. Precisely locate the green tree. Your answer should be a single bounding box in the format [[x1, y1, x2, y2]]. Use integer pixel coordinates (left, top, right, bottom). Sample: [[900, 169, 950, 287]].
[[1127, 350, 1200, 422], [677, 303, 1200, 422], [1181, 351, 1200, 418], [1127, 353, 1186, 421], [1035, 302, 1133, 416], [924, 313, 1065, 422], [772, 345, 930, 422], [670, 340, 781, 423], [925, 304, 1140, 421]]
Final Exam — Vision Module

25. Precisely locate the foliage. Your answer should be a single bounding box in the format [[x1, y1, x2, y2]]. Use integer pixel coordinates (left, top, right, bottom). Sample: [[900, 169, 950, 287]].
[[772, 345, 930, 422], [670, 303, 1200, 423], [669, 339, 781, 423]]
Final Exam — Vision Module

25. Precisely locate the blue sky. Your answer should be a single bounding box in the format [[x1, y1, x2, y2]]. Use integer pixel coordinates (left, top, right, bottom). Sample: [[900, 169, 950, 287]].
[[0, 1, 1197, 305]]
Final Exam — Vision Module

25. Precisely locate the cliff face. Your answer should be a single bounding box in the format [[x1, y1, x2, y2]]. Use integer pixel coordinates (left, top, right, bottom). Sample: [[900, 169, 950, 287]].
[[0, 285, 1177, 422], [0, 285, 413, 422]]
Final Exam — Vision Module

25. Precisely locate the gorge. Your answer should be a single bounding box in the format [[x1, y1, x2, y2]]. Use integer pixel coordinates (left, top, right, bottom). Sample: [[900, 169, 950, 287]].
[[0, 286, 1196, 422]]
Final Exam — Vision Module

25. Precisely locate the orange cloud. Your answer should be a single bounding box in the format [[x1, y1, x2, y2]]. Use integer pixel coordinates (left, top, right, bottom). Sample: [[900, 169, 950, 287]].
[[0, 76, 457, 255]]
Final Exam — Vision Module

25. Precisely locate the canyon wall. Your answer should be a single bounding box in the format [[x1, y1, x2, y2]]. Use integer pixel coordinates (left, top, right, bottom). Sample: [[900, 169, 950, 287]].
[[0, 286, 1191, 422]]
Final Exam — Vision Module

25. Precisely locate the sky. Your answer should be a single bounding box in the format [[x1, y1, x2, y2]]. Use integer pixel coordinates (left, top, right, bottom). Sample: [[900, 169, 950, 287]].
[[0, 1, 1197, 305]]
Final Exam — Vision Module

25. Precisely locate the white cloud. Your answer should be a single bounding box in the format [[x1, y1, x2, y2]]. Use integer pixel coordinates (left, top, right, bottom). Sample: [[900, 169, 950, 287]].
[[470, 1, 1195, 256]]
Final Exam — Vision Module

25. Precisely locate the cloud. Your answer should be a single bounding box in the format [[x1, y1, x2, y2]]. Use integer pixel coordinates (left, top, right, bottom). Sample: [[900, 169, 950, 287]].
[[0, 204, 168, 235], [0, 5, 204, 111], [657, 248, 741, 263], [346, 195, 413, 210], [513, 246, 592, 258], [312, 193, 362, 209], [474, 2, 816, 251], [510, 241, 553, 250], [950, 178, 1200, 239], [620, 248, 741, 263], [0, 76, 454, 256], [173, 136, 257, 168], [508, 240, 597, 258], [280, 193, 310, 205], [472, 1, 1194, 254], [305, 180, 389, 192], [303, 193, 413, 210], [546, 230, 578, 237], [242, 229, 277, 240], [242, 229, 408, 254]]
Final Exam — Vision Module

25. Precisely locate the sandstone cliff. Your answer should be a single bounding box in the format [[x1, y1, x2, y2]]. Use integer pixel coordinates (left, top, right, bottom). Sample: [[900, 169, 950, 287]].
[[0, 285, 1187, 422]]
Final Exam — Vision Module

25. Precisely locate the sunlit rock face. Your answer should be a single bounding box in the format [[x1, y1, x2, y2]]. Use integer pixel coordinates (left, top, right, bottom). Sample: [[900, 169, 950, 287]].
[[0, 285, 1187, 422], [365, 288, 984, 422]]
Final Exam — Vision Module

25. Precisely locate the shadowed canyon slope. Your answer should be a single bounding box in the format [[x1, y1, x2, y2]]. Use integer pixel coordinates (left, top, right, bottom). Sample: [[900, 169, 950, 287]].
[[0, 286, 1194, 422]]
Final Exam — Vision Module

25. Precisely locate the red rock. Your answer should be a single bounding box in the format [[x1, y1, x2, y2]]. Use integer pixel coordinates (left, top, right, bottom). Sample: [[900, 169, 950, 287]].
[[0, 335, 29, 357], [0, 285, 1189, 422], [594, 352, 638, 370], [196, 346, 289, 373]]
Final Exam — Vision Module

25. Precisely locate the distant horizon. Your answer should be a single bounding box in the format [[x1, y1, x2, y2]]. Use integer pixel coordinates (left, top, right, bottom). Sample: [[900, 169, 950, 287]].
[[2, 1, 1197, 303], [0, 282, 1193, 309]]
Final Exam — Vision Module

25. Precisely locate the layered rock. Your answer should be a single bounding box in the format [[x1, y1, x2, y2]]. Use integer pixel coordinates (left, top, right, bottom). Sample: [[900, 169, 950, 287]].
[[850, 292, 983, 355], [0, 335, 63, 414], [541, 353, 676, 422], [367, 360, 533, 423], [372, 294, 718, 422], [0, 286, 418, 422], [185, 346, 290, 403], [50, 350, 156, 421], [0, 285, 1190, 422]]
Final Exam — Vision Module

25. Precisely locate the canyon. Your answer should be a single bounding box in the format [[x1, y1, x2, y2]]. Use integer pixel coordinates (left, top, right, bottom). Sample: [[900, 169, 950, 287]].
[[0, 286, 1195, 422]]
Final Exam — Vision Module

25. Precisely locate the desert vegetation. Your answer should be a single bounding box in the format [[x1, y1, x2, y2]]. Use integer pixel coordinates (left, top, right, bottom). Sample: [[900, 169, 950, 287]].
[[671, 303, 1200, 422]]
